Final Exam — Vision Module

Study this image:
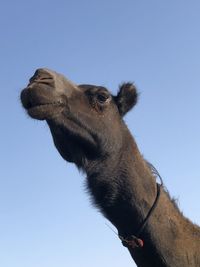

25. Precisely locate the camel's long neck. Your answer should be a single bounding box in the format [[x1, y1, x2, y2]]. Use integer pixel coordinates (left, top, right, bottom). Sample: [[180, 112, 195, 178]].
[[85, 133, 200, 267], [86, 133, 157, 232]]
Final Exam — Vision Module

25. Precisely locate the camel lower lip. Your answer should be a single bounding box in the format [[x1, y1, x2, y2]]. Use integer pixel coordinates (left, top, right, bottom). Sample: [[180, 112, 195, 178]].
[[28, 103, 52, 111], [27, 102, 62, 111], [26, 102, 64, 120]]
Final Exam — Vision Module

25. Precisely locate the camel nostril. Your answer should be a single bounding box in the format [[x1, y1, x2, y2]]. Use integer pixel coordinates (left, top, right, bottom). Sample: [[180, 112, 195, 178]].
[[29, 68, 55, 85]]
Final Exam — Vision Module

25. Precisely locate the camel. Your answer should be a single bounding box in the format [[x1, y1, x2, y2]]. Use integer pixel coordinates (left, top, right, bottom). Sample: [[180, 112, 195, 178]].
[[21, 68, 200, 267]]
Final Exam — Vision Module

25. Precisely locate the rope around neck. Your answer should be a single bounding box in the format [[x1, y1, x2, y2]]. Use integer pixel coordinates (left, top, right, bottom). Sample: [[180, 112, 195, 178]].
[[119, 162, 164, 249]]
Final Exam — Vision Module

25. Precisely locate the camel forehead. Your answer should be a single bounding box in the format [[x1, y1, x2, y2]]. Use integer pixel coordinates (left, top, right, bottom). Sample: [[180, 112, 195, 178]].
[[78, 84, 111, 95]]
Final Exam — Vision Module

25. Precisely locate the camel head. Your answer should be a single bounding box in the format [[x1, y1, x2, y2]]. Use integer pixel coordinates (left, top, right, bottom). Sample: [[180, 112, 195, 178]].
[[21, 68, 138, 168]]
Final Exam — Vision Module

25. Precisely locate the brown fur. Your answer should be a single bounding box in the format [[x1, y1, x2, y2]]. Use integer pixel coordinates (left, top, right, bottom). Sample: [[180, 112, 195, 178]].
[[21, 68, 200, 267]]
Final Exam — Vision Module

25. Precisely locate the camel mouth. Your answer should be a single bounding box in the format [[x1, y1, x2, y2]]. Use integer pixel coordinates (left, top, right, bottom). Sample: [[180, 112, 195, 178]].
[[27, 101, 64, 120], [27, 101, 62, 111], [21, 85, 65, 120]]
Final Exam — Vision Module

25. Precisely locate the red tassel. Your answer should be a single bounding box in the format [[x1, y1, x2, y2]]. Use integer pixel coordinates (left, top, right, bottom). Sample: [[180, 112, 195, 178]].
[[136, 238, 144, 248]]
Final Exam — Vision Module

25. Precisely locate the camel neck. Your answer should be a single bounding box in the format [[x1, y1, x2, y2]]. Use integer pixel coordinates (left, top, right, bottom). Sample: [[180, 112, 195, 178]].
[[85, 136, 200, 267], [85, 135, 158, 236]]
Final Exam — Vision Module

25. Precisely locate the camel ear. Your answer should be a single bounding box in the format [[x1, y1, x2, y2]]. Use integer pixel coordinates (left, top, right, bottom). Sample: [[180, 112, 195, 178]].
[[115, 83, 138, 116]]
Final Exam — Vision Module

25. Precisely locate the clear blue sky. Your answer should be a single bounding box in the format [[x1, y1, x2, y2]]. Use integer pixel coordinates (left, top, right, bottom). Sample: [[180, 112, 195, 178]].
[[0, 1, 200, 267]]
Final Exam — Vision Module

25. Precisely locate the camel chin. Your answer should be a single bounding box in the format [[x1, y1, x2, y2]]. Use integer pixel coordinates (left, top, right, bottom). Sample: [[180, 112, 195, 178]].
[[27, 103, 63, 120]]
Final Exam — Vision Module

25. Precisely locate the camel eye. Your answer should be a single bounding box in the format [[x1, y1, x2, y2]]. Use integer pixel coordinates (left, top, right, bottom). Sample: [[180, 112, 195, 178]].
[[96, 94, 109, 104]]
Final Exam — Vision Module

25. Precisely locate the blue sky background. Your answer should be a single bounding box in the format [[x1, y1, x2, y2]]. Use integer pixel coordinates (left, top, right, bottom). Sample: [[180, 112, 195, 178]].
[[0, 1, 200, 266]]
